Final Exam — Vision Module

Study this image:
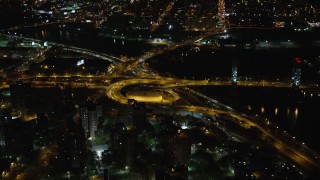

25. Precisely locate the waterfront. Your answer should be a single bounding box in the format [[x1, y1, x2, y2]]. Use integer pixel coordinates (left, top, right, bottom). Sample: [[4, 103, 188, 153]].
[[13, 26, 161, 57], [146, 33, 320, 153], [196, 86, 320, 153], [2, 0, 320, 178], [16, 27, 320, 154], [1, 26, 320, 178]]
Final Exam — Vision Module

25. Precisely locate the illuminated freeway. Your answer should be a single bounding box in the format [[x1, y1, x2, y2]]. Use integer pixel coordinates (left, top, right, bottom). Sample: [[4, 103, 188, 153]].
[[4, 30, 320, 175], [5, 35, 124, 64], [14, 75, 318, 91], [105, 77, 318, 104], [102, 29, 320, 173], [16, 73, 320, 173], [176, 105, 320, 171], [104, 77, 320, 173]]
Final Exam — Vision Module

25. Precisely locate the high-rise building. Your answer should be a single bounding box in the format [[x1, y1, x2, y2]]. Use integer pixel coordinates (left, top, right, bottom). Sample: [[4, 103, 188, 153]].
[[165, 130, 191, 166], [118, 106, 134, 128], [69, 127, 86, 170], [231, 59, 238, 85], [59, 120, 86, 171], [110, 122, 137, 166], [10, 81, 31, 115], [292, 57, 302, 87], [79, 106, 89, 133], [79, 100, 103, 140], [131, 100, 147, 130], [175, 131, 191, 165], [119, 100, 147, 129]]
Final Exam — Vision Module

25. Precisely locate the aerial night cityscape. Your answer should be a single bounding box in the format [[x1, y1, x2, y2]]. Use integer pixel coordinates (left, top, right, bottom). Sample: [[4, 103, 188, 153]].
[[1, 0, 320, 179]]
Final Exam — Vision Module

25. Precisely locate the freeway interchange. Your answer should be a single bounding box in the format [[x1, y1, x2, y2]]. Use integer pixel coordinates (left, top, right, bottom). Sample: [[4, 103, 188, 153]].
[[7, 32, 320, 176], [104, 76, 320, 173]]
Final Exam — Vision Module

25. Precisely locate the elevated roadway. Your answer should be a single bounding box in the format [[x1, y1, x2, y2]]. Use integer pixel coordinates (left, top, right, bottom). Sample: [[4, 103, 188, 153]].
[[105, 77, 320, 173], [2, 28, 320, 175]]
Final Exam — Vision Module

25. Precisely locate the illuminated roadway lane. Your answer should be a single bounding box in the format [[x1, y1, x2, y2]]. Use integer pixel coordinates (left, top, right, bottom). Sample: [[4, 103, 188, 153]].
[[5, 35, 124, 64], [0, 48, 316, 175], [3, 29, 320, 174], [139, 31, 223, 61], [106, 77, 319, 104], [8, 74, 319, 94], [175, 105, 320, 171], [1, 20, 76, 32], [106, 77, 320, 173]]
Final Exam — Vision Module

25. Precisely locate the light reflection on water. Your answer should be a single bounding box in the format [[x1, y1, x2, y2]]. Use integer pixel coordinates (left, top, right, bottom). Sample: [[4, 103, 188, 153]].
[[16, 28, 156, 56], [252, 106, 299, 120], [248, 105, 299, 120], [294, 107, 298, 118]]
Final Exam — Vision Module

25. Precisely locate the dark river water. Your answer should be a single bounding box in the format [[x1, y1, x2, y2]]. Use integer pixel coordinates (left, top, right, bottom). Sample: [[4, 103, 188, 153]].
[[13, 26, 158, 57], [148, 42, 320, 153], [197, 86, 320, 153]]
